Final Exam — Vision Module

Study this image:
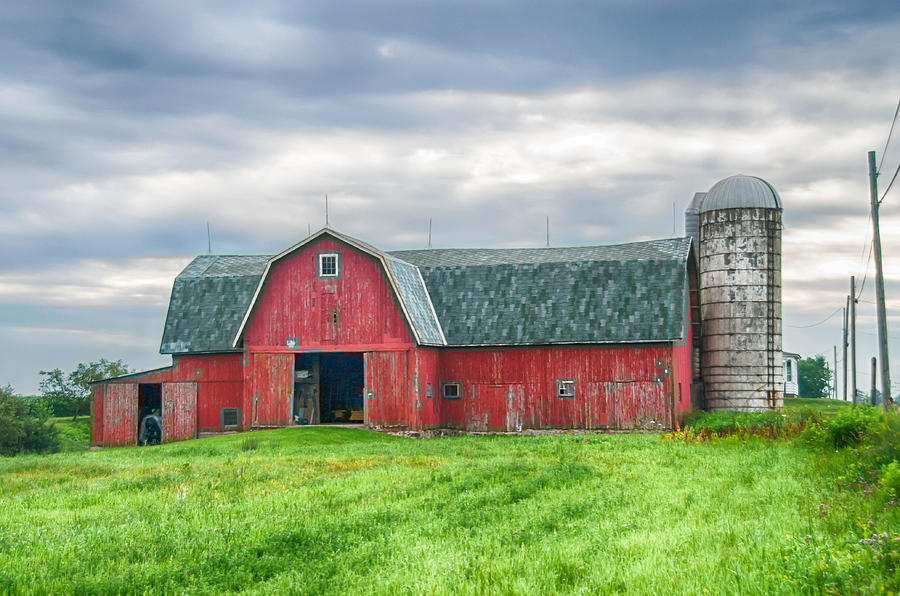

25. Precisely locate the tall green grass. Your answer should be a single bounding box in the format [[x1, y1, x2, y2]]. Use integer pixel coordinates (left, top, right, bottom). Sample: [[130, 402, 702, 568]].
[[1, 425, 895, 594]]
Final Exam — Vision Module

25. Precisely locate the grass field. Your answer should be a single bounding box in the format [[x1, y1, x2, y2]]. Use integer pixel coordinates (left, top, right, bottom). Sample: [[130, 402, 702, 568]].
[[783, 397, 852, 418], [50, 416, 90, 452], [1, 402, 895, 594]]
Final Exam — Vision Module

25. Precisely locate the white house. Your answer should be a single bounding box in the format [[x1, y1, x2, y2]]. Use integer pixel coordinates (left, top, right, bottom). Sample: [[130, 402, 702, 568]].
[[783, 352, 800, 397]]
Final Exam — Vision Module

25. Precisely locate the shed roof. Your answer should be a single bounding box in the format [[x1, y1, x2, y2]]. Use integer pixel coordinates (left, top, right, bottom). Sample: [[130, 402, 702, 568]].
[[159, 232, 692, 353]]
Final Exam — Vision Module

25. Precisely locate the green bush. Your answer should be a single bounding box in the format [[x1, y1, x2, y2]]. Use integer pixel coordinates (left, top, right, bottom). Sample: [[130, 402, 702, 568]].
[[867, 408, 900, 468], [800, 420, 827, 446], [880, 460, 900, 501], [824, 405, 883, 449], [0, 385, 60, 456]]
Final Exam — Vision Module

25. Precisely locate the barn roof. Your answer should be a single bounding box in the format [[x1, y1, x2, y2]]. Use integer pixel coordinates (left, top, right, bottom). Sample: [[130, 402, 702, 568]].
[[160, 232, 691, 354], [160, 255, 268, 354], [390, 238, 691, 346]]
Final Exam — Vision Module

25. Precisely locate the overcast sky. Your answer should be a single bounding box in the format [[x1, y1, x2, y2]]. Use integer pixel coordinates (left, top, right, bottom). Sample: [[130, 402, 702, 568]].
[[2, 0, 900, 396]]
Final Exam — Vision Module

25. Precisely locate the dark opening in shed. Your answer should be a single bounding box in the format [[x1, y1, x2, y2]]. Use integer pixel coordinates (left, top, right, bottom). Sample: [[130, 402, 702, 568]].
[[138, 383, 162, 445]]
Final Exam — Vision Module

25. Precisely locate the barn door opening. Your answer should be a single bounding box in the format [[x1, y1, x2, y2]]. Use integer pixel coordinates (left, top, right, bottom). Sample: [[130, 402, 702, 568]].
[[319, 352, 364, 423], [293, 353, 320, 424], [137, 383, 162, 445]]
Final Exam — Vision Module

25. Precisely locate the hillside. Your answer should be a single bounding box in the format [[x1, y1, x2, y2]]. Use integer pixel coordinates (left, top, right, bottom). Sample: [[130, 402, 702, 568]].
[[1, 406, 896, 594]]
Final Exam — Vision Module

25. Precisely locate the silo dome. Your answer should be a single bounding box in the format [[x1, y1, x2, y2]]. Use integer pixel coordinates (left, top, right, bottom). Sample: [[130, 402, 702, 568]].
[[700, 175, 782, 212]]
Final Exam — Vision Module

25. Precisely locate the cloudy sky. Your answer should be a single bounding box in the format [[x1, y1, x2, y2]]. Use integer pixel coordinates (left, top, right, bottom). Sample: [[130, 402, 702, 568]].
[[2, 0, 900, 396]]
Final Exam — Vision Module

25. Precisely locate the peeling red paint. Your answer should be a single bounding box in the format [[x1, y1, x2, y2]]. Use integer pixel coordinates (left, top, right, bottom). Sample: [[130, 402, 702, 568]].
[[242, 237, 412, 349], [92, 383, 138, 446], [244, 352, 293, 427], [162, 381, 197, 441], [363, 351, 408, 427]]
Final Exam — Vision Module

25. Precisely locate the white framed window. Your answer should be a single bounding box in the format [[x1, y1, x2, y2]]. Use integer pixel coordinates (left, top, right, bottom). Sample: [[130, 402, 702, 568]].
[[318, 253, 339, 277], [785, 361, 792, 382], [556, 378, 576, 399], [441, 381, 461, 400]]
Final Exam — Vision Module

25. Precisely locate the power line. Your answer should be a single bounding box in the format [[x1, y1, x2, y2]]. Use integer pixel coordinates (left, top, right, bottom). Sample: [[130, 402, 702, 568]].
[[881, 159, 900, 203], [859, 211, 873, 264], [857, 238, 873, 299], [786, 306, 844, 328], [878, 95, 900, 173]]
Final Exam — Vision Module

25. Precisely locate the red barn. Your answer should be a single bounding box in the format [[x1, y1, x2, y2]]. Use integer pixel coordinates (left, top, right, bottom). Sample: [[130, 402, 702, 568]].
[[92, 228, 698, 446]]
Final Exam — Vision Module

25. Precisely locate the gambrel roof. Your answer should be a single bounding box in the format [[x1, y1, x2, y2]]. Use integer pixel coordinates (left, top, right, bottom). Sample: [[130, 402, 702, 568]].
[[160, 255, 268, 354], [392, 238, 691, 346], [160, 230, 691, 354]]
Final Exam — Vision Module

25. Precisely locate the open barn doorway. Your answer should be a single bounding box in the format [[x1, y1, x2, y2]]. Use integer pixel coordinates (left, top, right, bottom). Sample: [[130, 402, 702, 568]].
[[137, 383, 162, 445], [320, 353, 364, 423], [292, 353, 364, 424]]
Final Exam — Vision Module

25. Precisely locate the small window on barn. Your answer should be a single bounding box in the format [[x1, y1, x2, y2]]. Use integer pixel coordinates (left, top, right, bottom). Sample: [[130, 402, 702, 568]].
[[318, 252, 339, 278], [556, 378, 576, 399], [221, 407, 240, 428], [442, 381, 461, 400]]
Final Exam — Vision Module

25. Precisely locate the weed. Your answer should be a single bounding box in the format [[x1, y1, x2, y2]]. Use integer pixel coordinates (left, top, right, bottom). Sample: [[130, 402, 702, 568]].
[[240, 435, 260, 451]]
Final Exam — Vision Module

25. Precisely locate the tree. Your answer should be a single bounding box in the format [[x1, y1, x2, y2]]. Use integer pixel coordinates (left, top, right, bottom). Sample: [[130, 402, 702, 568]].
[[797, 354, 831, 398], [39, 359, 130, 421], [0, 385, 59, 456]]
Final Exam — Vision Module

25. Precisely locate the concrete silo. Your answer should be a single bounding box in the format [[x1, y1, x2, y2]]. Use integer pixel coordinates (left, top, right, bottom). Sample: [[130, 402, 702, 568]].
[[692, 175, 783, 411]]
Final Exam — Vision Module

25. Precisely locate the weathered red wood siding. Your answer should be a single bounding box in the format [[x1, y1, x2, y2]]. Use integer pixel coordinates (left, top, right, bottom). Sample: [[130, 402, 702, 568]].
[[439, 344, 676, 431], [364, 351, 409, 428], [162, 381, 198, 441], [198, 382, 243, 431], [243, 352, 293, 427], [409, 348, 441, 428], [91, 383, 138, 446], [672, 308, 693, 415], [465, 384, 524, 432], [242, 237, 412, 350]]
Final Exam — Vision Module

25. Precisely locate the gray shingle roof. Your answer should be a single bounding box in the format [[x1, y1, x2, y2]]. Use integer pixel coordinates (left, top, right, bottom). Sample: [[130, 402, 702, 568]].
[[160, 255, 268, 354], [390, 238, 691, 346], [159, 234, 691, 354], [384, 255, 445, 345]]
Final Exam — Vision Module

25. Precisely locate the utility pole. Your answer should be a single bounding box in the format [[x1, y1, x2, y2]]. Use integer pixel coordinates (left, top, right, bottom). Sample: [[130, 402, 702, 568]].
[[871, 357, 877, 406], [868, 150, 892, 410], [850, 276, 857, 406], [833, 345, 838, 399], [546, 216, 550, 247], [842, 302, 849, 401]]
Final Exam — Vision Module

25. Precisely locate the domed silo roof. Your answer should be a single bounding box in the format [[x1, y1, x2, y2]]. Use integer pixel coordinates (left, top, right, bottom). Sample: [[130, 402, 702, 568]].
[[699, 175, 782, 212]]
